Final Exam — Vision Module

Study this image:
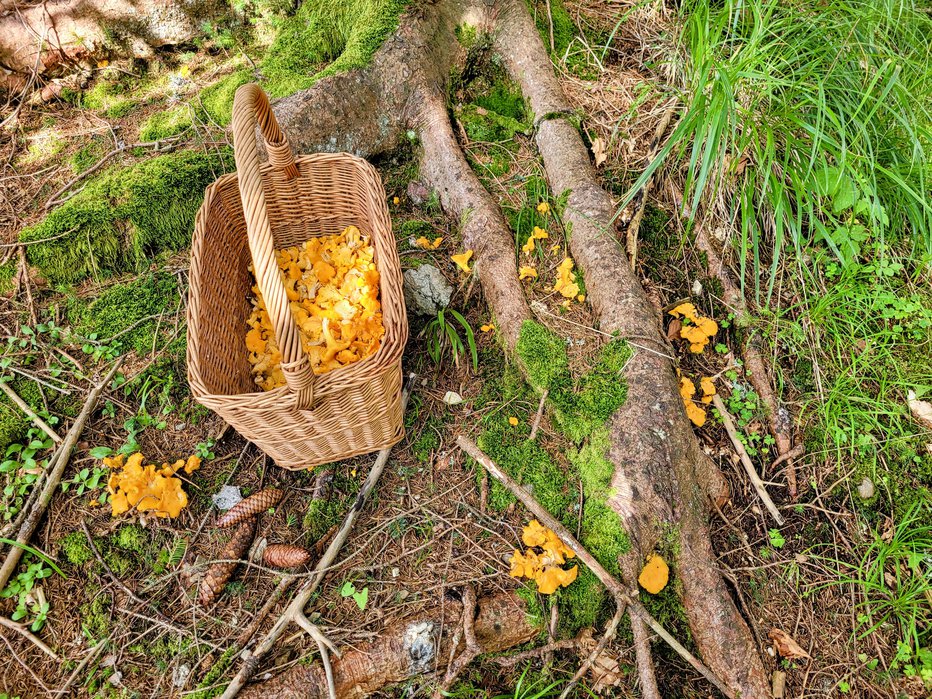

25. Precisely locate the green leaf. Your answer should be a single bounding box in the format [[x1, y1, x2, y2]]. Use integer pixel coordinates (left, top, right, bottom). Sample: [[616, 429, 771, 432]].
[[89, 446, 113, 459], [340, 581, 356, 598], [352, 587, 368, 610], [768, 529, 786, 549]]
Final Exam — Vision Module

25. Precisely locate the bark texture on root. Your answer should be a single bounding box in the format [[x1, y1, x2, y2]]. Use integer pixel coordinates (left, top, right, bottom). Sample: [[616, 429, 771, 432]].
[[240, 591, 539, 699], [493, 2, 769, 695], [0, 0, 223, 86]]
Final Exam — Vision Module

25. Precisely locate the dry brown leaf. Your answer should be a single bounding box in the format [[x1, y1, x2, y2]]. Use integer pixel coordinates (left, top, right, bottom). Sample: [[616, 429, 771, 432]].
[[768, 628, 810, 660], [576, 628, 624, 693], [591, 137, 607, 167], [667, 317, 682, 341], [907, 390, 932, 430]]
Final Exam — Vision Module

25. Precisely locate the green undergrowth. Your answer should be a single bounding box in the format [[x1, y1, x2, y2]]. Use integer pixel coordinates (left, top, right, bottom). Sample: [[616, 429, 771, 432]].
[[456, 64, 531, 180], [0, 379, 42, 456], [68, 272, 181, 355], [526, 0, 611, 79], [21, 149, 232, 286], [138, 0, 410, 137], [475, 321, 631, 634]]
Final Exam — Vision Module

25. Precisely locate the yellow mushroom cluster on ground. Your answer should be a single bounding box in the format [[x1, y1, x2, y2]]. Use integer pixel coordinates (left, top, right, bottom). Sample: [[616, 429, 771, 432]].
[[245, 225, 385, 391], [669, 302, 718, 353], [105, 452, 200, 518], [679, 374, 717, 426], [509, 519, 578, 594]]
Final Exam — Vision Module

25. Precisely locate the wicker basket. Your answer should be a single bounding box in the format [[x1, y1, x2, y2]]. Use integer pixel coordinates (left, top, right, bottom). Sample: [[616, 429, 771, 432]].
[[187, 84, 407, 470]]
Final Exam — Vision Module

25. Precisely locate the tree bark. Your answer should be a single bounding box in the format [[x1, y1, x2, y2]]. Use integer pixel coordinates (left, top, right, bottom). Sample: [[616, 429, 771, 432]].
[[240, 591, 540, 699], [0, 0, 223, 86]]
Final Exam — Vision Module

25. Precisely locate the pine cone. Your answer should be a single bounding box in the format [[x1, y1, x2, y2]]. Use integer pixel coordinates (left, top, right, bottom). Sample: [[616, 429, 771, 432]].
[[216, 488, 283, 528], [263, 544, 312, 569], [198, 519, 256, 606]]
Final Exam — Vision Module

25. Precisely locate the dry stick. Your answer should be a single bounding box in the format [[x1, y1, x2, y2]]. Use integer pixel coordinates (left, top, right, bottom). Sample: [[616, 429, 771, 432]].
[[0, 614, 59, 660], [219, 375, 415, 699], [625, 104, 676, 270], [529, 389, 548, 440], [54, 637, 108, 696], [0, 378, 61, 443], [494, 639, 581, 667], [456, 435, 736, 699], [434, 584, 480, 697], [0, 357, 123, 591], [711, 394, 785, 526], [18, 247, 37, 325]]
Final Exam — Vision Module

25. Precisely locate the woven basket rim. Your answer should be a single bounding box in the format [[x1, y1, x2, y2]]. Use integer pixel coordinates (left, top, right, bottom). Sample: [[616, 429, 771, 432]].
[[187, 153, 406, 407]]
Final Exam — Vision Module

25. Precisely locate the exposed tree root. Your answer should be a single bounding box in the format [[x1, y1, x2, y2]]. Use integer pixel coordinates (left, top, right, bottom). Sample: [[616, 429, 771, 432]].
[[693, 221, 798, 496], [239, 591, 540, 699], [232, 0, 769, 695], [493, 2, 769, 694]]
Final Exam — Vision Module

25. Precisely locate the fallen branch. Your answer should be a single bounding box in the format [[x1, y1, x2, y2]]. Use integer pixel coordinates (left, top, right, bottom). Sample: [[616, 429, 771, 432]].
[[529, 389, 548, 440], [219, 374, 415, 699], [44, 138, 183, 210], [0, 378, 61, 443], [0, 614, 59, 660], [456, 435, 734, 699], [241, 591, 539, 699], [0, 357, 123, 591], [433, 584, 480, 698], [493, 639, 581, 666], [711, 394, 785, 526]]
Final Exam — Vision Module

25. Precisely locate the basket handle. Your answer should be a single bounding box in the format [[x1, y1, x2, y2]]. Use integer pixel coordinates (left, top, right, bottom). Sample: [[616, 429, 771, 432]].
[[232, 83, 315, 409]]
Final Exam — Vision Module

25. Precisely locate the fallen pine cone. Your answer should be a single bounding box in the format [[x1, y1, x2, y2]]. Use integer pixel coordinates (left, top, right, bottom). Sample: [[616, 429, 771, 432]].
[[264, 544, 312, 569], [216, 488, 283, 528], [198, 519, 256, 607]]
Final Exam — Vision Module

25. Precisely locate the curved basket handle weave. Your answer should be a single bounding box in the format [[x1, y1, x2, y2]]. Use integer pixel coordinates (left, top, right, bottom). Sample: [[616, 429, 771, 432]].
[[232, 83, 316, 409]]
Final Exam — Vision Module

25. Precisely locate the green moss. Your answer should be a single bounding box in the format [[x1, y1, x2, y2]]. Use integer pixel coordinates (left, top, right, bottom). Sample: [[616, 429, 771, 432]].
[[558, 566, 604, 632], [138, 108, 193, 141], [0, 379, 42, 454], [113, 524, 147, 552], [400, 220, 436, 239], [21, 149, 232, 286], [69, 272, 180, 354], [70, 138, 109, 174], [514, 583, 546, 631], [411, 417, 441, 463], [517, 320, 629, 441], [197, 70, 252, 126], [455, 23, 478, 49], [527, 0, 576, 58], [79, 592, 112, 641], [80, 77, 140, 118], [60, 531, 93, 566]]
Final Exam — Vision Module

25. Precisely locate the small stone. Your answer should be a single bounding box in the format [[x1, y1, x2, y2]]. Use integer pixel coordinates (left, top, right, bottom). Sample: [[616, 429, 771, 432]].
[[443, 391, 462, 406], [407, 180, 431, 206], [109, 670, 123, 686], [692, 279, 703, 295], [392, 567, 400, 578], [174, 422, 186, 431], [857, 477, 875, 500], [212, 485, 243, 511], [172, 664, 191, 688], [403, 265, 453, 316]]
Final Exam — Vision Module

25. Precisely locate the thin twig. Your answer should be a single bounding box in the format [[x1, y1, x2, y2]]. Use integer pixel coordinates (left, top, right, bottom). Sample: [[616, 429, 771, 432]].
[[456, 435, 736, 699], [711, 394, 785, 526], [0, 357, 123, 591], [529, 389, 548, 440], [218, 375, 415, 699], [0, 614, 59, 660], [53, 637, 108, 696], [434, 584, 480, 697], [493, 639, 580, 666], [0, 378, 61, 442]]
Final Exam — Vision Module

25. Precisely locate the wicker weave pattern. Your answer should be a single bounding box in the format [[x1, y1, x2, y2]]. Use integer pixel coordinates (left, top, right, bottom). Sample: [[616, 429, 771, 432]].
[[187, 84, 407, 470]]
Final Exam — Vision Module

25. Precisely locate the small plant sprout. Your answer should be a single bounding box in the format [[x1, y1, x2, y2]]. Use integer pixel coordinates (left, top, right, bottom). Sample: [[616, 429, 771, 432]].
[[339, 581, 369, 609], [421, 307, 478, 371]]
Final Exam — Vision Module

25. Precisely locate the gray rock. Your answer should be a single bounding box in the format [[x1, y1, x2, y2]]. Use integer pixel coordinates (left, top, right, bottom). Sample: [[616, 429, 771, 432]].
[[403, 265, 452, 316], [212, 485, 243, 511], [857, 477, 875, 500]]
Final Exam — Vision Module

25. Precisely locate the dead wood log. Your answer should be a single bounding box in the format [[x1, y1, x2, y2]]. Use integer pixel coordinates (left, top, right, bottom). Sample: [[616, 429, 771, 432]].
[[492, 2, 770, 695], [240, 591, 540, 699]]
